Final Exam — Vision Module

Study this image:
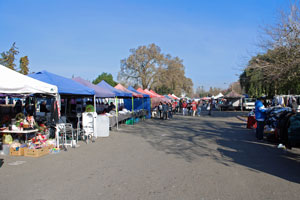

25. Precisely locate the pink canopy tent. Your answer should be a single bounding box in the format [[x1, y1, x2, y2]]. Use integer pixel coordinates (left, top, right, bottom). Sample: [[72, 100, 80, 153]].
[[115, 84, 143, 98], [137, 88, 155, 98], [137, 88, 162, 107], [149, 90, 164, 98], [148, 89, 171, 103]]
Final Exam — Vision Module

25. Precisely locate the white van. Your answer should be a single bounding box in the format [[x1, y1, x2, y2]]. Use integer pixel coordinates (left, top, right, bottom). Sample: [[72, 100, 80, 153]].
[[242, 98, 256, 110]]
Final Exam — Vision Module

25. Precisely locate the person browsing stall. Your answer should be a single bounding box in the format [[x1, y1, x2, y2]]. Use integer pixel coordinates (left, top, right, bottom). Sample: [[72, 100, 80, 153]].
[[255, 96, 267, 140]]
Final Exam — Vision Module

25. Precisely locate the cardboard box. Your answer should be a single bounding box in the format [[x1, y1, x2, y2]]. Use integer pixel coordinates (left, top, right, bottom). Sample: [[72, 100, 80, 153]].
[[9, 147, 24, 156], [45, 145, 54, 152], [24, 147, 49, 158]]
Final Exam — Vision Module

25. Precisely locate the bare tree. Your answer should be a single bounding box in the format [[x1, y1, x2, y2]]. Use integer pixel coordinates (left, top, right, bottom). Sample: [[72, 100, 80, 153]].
[[241, 1, 300, 95], [118, 43, 164, 89]]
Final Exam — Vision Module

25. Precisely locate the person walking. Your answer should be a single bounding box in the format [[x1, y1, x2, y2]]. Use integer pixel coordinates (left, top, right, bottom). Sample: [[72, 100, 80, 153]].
[[192, 100, 197, 117], [255, 96, 267, 140], [197, 101, 202, 116], [182, 101, 187, 116]]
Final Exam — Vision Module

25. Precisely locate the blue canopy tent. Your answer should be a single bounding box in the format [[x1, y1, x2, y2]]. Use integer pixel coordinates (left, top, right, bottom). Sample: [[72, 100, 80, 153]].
[[97, 80, 132, 97], [28, 71, 95, 96], [72, 77, 115, 98], [29, 71, 95, 121], [97, 80, 132, 129], [128, 86, 151, 119]]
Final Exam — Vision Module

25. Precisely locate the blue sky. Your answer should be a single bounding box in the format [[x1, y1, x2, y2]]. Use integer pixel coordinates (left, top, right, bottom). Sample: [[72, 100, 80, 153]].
[[0, 0, 289, 90]]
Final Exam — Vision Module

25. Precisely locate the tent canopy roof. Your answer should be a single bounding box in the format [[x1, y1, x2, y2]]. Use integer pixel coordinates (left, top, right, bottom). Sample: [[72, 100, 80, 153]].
[[0, 65, 58, 95], [72, 77, 115, 98], [149, 90, 164, 98], [225, 91, 242, 98], [97, 80, 132, 97], [171, 94, 179, 99], [213, 92, 224, 99], [28, 71, 95, 95], [143, 89, 159, 98], [137, 88, 155, 98], [168, 94, 176, 100], [128, 86, 150, 98], [114, 84, 143, 98]]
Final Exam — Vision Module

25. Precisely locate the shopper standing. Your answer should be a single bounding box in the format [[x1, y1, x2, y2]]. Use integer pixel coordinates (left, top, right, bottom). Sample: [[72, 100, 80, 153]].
[[182, 101, 187, 116], [192, 100, 197, 117], [255, 97, 267, 140], [158, 102, 163, 119], [168, 102, 173, 119], [162, 102, 168, 120], [208, 98, 213, 116], [197, 101, 202, 116]]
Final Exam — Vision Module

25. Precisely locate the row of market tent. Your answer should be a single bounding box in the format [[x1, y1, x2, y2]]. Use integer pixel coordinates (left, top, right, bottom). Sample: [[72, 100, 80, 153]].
[[0, 64, 181, 125]]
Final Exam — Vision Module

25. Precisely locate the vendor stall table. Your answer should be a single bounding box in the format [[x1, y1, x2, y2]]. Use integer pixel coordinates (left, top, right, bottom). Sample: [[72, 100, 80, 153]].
[[0, 129, 38, 143]]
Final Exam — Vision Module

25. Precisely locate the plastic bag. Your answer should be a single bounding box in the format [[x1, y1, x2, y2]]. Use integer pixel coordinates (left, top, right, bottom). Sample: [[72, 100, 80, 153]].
[[207, 104, 211, 111], [3, 134, 13, 144]]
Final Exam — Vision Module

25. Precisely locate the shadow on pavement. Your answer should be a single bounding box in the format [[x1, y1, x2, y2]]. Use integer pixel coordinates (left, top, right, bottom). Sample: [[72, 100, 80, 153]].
[[123, 113, 300, 183]]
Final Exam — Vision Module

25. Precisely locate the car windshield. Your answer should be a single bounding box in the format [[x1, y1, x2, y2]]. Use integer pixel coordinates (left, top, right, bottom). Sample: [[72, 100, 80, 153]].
[[244, 98, 256, 103]]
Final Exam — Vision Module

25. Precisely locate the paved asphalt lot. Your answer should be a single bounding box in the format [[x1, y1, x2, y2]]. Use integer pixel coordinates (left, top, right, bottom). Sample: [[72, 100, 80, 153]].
[[1, 111, 300, 200]]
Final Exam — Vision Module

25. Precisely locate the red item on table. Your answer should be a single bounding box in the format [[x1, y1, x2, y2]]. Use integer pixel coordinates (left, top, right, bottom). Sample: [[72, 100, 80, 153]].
[[247, 116, 257, 129]]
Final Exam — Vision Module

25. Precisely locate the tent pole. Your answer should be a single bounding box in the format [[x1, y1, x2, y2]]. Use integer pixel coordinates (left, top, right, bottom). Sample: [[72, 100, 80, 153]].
[[132, 97, 134, 124], [93, 95, 96, 111], [150, 98, 152, 118], [55, 94, 60, 149], [65, 98, 67, 118], [116, 97, 118, 130], [132, 97, 134, 112], [142, 97, 145, 120]]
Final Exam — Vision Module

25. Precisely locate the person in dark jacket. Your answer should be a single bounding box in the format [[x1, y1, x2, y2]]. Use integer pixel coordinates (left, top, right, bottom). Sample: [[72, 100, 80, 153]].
[[162, 102, 168, 120], [168, 102, 173, 119], [291, 98, 298, 113], [158, 102, 163, 119], [40, 101, 48, 113], [255, 96, 267, 140]]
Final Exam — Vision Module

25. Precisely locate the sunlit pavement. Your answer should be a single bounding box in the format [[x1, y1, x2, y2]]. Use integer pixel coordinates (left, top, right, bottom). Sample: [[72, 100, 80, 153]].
[[1, 111, 300, 200]]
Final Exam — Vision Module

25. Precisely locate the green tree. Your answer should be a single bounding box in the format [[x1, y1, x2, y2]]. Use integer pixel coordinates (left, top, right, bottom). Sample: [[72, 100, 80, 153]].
[[19, 56, 29, 75], [92, 72, 118, 86], [0, 42, 19, 70]]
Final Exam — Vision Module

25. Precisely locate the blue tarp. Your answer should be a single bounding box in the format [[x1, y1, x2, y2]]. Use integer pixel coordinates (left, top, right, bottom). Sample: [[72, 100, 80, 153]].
[[72, 77, 115, 98], [127, 86, 151, 119], [97, 80, 132, 97], [28, 71, 95, 95]]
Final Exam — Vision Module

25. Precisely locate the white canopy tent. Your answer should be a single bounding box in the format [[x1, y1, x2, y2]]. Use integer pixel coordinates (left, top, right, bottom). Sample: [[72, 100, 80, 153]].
[[213, 93, 224, 99], [171, 94, 180, 99], [0, 64, 58, 95]]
